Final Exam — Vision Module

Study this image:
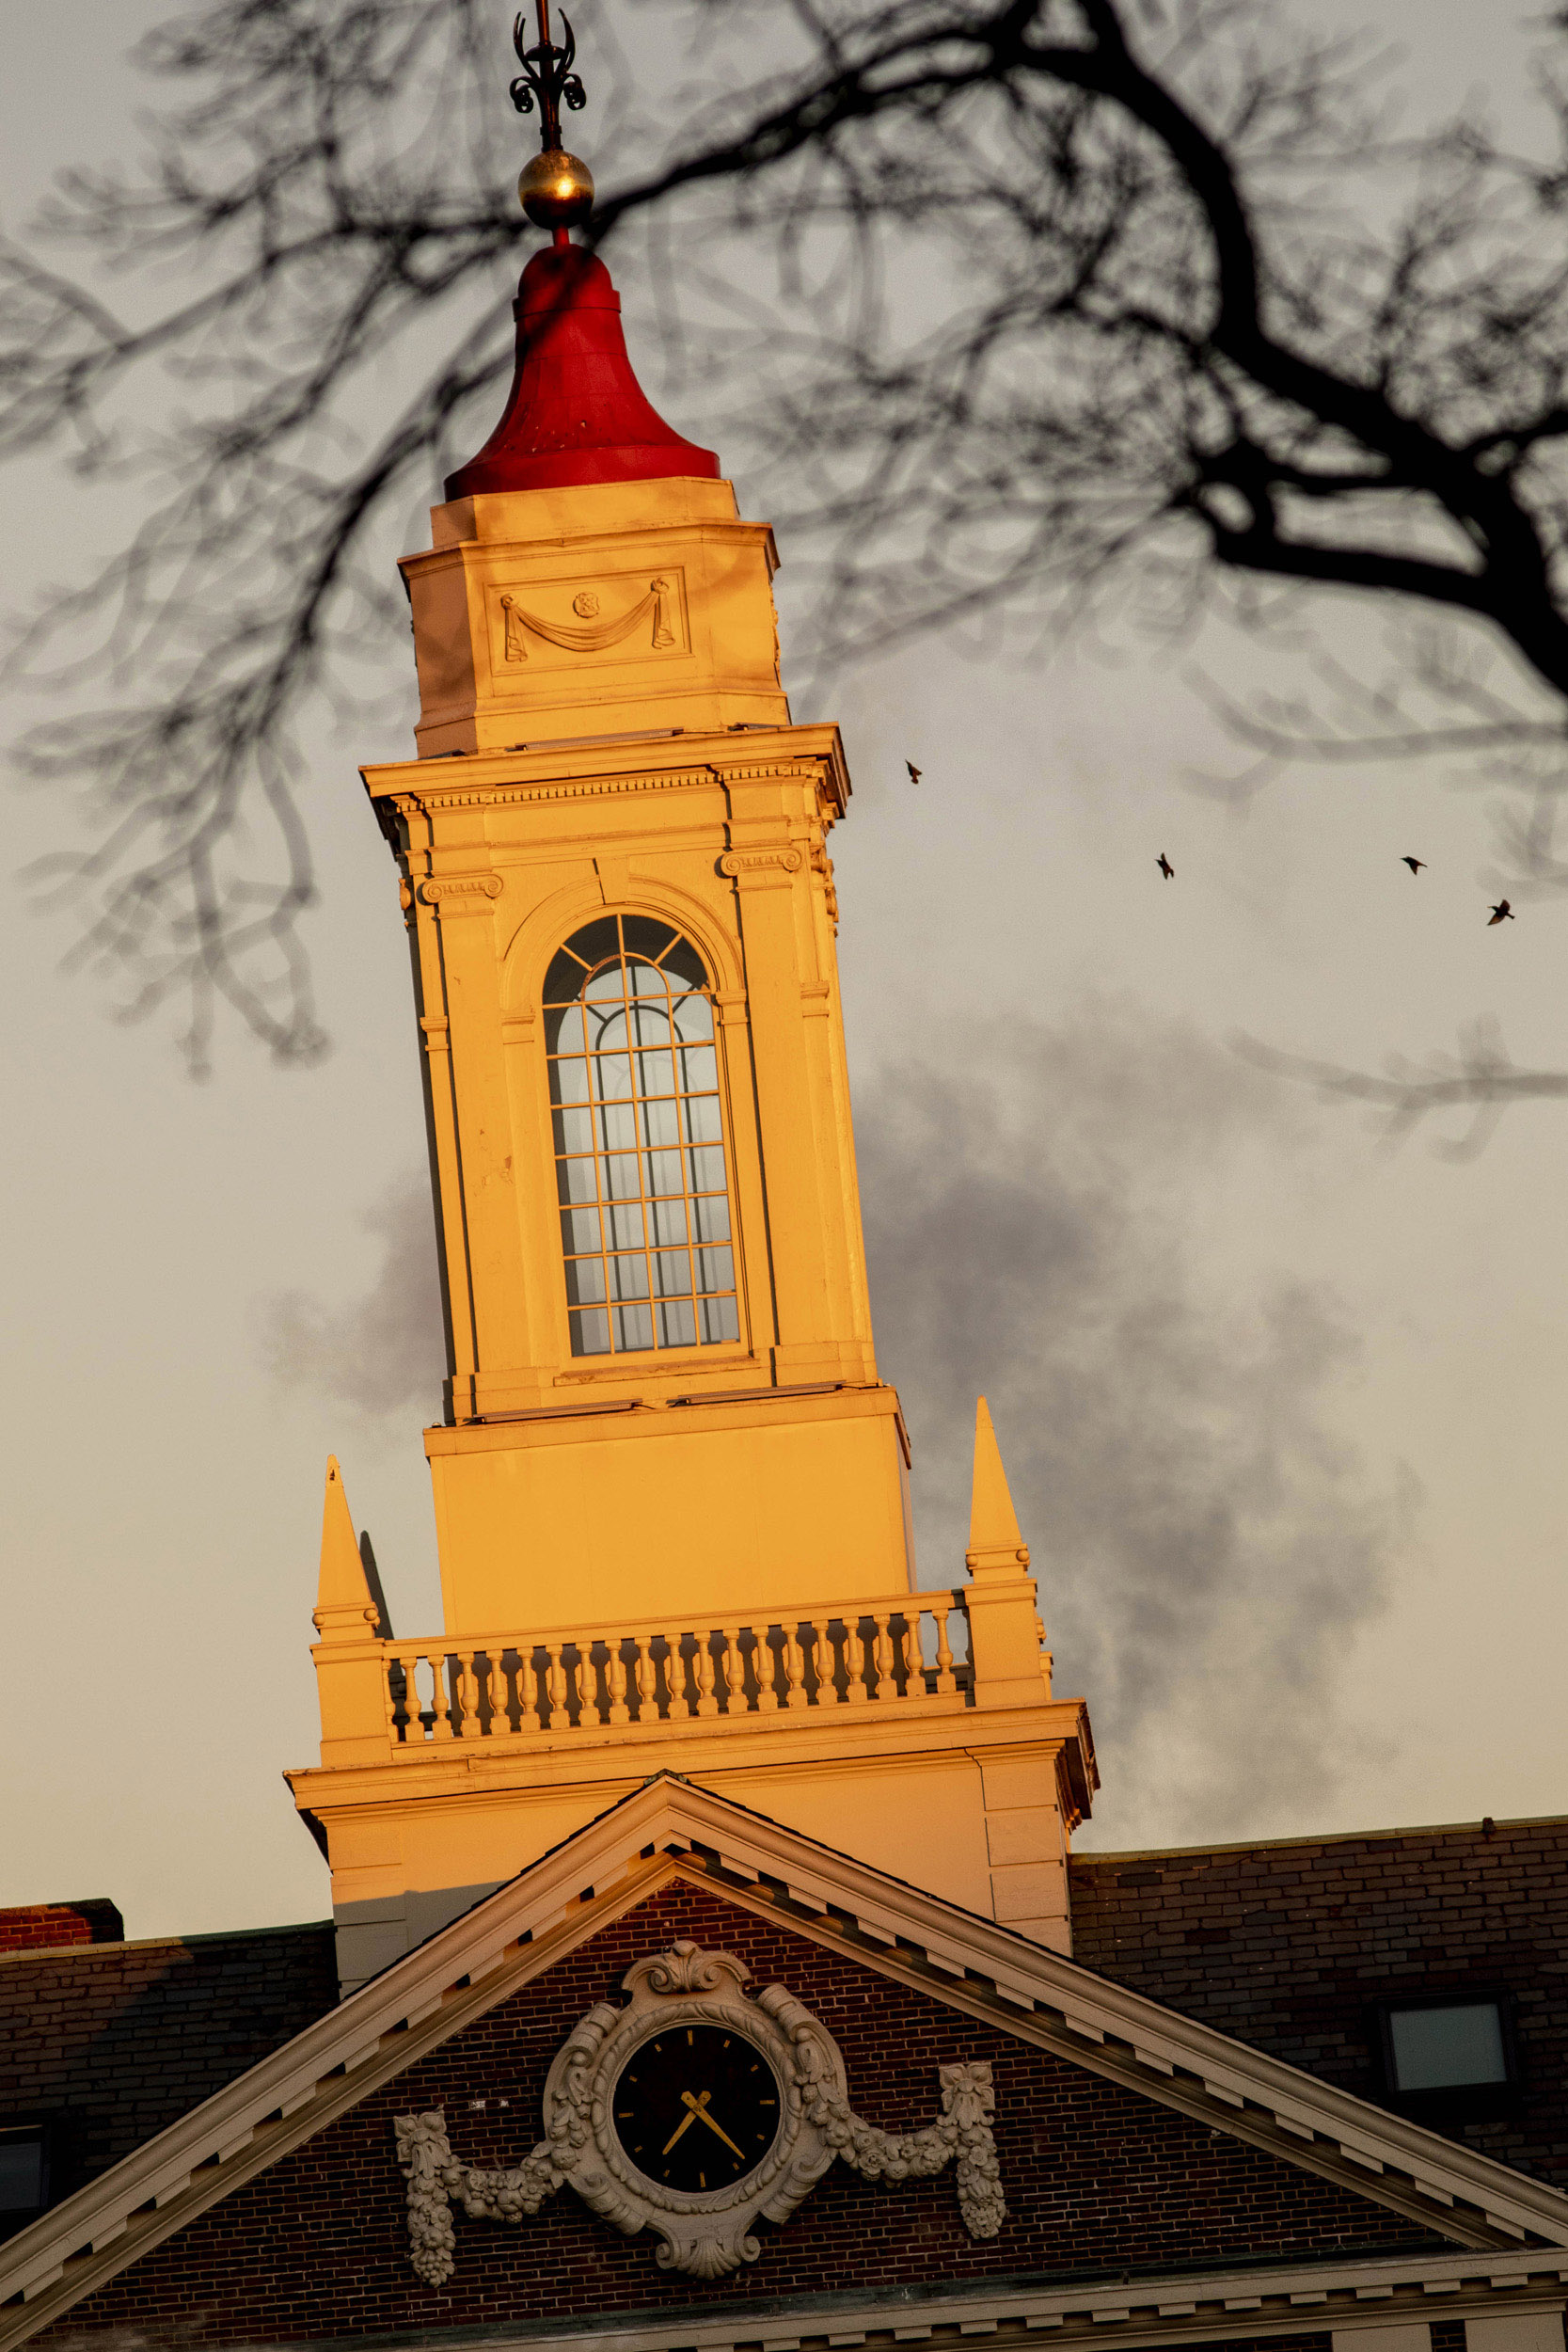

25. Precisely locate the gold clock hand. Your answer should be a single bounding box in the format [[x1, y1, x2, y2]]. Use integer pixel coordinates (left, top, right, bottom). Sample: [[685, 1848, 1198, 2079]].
[[687, 2096, 747, 2162], [660, 2100, 701, 2156]]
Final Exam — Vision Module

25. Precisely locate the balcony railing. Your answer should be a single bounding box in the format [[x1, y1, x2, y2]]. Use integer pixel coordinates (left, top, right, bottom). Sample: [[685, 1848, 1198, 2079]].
[[383, 1593, 973, 1746]]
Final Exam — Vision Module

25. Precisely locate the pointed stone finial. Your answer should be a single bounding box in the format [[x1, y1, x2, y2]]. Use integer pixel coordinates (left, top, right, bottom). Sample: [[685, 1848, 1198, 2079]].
[[966, 1397, 1030, 1581], [314, 1457, 380, 1639]]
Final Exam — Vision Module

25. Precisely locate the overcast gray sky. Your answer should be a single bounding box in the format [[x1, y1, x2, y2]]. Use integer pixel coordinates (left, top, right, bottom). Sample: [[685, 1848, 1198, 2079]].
[[3, 0, 1565, 1936]]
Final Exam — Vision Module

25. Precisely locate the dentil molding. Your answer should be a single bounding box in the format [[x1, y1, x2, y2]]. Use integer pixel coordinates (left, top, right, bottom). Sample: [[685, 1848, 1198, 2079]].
[[395, 1937, 1004, 2281]]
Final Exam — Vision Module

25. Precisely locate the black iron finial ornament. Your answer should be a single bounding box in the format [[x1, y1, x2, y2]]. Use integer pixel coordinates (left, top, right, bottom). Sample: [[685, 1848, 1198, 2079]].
[[511, 0, 587, 153]]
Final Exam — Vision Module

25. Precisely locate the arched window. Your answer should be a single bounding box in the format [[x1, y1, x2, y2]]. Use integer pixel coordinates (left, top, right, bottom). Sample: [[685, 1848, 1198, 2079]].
[[544, 915, 740, 1358]]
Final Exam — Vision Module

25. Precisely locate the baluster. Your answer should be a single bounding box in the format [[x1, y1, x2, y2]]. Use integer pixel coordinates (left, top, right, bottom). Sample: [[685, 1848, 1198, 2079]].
[[801, 1619, 824, 1707], [755, 1624, 781, 1713], [870, 1613, 894, 1700], [562, 1643, 583, 1725], [607, 1638, 630, 1726], [844, 1617, 868, 1706], [544, 1643, 566, 1729], [430, 1651, 453, 1740], [664, 1633, 692, 1721], [485, 1652, 509, 1736], [893, 1618, 921, 1693], [515, 1649, 540, 1734], [952, 1597, 974, 1688], [931, 1599, 957, 1695], [633, 1633, 658, 1721], [453, 1651, 479, 1739], [384, 1652, 403, 1743], [782, 1622, 808, 1710], [694, 1630, 719, 1718], [888, 1609, 911, 1703], [719, 1625, 743, 1712]]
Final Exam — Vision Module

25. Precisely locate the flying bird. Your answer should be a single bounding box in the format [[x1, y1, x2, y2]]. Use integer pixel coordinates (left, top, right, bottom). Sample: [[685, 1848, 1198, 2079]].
[[1156, 853, 1174, 879], [1488, 899, 1515, 924], [1402, 856, 1426, 874], [905, 760, 922, 786]]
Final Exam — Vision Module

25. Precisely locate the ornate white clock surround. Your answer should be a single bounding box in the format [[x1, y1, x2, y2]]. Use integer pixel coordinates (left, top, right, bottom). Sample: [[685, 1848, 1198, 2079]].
[[395, 1938, 1006, 2280]]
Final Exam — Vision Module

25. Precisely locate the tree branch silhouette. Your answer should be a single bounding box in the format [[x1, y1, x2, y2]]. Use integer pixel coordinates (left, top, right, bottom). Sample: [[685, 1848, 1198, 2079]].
[[11, 0, 1568, 1058], [1235, 1021, 1568, 1161]]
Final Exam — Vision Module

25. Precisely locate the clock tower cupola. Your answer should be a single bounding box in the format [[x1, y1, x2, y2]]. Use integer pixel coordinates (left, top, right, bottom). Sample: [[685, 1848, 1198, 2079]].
[[287, 13, 1095, 1992]]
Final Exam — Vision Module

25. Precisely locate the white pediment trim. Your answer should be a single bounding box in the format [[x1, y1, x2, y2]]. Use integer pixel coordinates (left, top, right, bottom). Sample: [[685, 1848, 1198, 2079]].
[[4, 1775, 1568, 2349], [394, 2247, 1568, 2352]]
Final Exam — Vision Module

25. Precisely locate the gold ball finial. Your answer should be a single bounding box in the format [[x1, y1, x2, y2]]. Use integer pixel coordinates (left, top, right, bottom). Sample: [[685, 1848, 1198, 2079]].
[[519, 149, 594, 230]]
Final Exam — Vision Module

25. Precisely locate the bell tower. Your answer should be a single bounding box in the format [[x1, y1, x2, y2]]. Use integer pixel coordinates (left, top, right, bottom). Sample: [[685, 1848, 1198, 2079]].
[[287, 17, 1095, 1992]]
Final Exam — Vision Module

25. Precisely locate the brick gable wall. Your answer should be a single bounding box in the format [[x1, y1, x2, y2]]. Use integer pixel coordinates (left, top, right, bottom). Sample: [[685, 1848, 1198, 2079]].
[[1069, 1817, 1568, 2189], [0, 1921, 338, 2199], [36, 1882, 1441, 2349]]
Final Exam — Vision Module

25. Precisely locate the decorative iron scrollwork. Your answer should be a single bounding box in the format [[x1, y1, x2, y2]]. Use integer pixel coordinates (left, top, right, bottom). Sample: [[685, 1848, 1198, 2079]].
[[510, 6, 586, 152]]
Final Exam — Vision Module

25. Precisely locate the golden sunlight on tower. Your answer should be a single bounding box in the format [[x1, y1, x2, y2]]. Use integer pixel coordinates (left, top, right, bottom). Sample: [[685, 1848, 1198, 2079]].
[[288, 176, 1094, 1995]]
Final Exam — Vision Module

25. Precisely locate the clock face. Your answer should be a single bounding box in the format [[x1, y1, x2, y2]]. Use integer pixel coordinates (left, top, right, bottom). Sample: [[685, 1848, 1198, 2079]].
[[610, 2023, 783, 2193]]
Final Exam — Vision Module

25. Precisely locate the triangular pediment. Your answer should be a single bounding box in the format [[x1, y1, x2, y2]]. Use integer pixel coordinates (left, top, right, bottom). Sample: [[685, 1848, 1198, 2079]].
[[4, 1778, 1566, 2351]]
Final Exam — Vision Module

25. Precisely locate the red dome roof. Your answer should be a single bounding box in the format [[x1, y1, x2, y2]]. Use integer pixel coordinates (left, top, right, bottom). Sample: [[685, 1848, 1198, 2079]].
[[444, 246, 720, 500]]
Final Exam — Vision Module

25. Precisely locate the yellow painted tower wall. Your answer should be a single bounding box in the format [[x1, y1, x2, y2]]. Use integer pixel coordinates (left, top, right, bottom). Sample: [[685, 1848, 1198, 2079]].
[[289, 373, 1095, 1990]]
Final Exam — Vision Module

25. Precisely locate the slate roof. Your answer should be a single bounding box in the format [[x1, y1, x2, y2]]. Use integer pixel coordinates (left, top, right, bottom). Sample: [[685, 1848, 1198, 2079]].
[[1070, 1812, 1568, 2190], [0, 1917, 338, 2203]]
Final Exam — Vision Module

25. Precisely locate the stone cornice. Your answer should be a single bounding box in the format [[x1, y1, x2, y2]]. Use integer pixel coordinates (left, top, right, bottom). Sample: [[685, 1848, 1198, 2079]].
[[361, 721, 848, 818], [284, 1695, 1093, 1817]]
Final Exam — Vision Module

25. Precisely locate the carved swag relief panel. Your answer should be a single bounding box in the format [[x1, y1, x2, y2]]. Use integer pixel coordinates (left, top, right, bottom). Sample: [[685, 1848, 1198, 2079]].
[[496, 575, 681, 666], [395, 1939, 1005, 2280]]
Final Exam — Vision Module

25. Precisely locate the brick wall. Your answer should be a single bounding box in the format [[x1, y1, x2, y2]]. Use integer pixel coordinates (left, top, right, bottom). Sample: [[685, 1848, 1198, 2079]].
[[36, 1882, 1442, 2348], [1069, 1816, 1568, 2188], [0, 1903, 122, 1954], [0, 1920, 337, 2198]]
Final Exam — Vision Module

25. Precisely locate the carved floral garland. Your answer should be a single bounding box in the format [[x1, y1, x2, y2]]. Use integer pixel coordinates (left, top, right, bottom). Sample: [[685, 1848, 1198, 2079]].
[[394, 1945, 1005, 2284]]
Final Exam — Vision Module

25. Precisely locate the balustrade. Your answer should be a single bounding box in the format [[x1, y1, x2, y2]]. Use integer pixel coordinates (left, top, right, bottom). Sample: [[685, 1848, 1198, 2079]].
[[383, 1594, 973, 1747]]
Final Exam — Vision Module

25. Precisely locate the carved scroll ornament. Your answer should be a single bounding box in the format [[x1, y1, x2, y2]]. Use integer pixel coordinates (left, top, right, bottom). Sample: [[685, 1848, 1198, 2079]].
[[394, 1938, 1004, 2283], [499, 577, 677, 662], [717, 848, 802, 879], [418, 874, 503, 904]]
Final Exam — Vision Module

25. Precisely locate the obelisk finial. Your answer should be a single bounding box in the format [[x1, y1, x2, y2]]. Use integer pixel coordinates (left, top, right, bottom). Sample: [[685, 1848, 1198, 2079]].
[[511, 1, 594, 248]]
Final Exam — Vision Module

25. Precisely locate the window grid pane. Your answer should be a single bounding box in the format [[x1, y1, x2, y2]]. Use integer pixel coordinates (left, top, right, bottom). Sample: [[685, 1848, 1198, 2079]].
[[548, 915, 740, 1359]]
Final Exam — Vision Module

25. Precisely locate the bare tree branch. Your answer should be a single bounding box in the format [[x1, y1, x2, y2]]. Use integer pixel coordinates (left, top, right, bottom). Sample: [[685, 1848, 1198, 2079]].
[[11, 0, 1568, 1057], [1234, 1019, 1568, 1160]]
